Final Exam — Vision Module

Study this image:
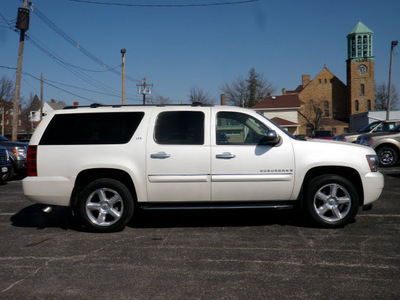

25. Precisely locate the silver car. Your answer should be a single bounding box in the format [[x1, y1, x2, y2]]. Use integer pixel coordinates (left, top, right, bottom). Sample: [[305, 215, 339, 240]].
[[333, 120, 400, 143]]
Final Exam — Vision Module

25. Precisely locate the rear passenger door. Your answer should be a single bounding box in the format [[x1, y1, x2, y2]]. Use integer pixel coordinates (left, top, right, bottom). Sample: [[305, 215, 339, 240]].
[[146, 107, 211, 202]]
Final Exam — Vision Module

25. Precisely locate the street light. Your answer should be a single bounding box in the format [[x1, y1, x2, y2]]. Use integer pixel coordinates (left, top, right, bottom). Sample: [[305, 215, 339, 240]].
[[387, 40, 398, 120]]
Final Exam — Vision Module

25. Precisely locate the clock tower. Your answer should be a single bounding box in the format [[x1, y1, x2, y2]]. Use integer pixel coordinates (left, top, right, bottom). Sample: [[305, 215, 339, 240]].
[[346, 20, 375, 115]]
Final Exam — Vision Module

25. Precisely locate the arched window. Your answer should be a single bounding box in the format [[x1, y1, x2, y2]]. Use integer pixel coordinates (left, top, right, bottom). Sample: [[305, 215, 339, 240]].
[[367, 99, 371, 111], [355, 100, 359, 112], [361, 84, 365, 95], [324, 101, 329, 117]]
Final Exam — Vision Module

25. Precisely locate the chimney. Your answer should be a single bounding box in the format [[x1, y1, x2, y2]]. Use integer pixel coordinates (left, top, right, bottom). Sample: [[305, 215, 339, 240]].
[[51, 99, 55, 103], [302, 75, 310, 87], [73, 102, 79, 106], [282, 88, 286, 95], [220, 94, 226, 106]]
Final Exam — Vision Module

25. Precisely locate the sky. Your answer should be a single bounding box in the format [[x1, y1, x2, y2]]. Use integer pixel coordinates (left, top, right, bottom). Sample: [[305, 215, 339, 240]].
[[1, 0, 400, 107]]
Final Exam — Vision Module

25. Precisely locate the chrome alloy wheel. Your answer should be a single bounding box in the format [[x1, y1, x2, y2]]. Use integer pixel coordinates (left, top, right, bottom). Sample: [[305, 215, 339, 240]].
[[378, 149, 395, 166], [313, 183, 351, 223], [85, 188, 124, 227]]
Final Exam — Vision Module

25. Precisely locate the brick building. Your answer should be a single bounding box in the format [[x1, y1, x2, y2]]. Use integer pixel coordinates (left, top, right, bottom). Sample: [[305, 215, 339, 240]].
[[253, 20, 375, 136], [0, 100, 22, 137]]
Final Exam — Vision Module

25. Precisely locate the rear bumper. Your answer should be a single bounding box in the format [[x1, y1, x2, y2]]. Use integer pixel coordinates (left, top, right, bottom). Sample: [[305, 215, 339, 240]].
[[22, 176, 74, 207]]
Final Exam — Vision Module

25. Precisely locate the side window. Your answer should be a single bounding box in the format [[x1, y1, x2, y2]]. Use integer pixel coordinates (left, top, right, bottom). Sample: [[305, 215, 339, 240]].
[[39, 112, 144, 145], [216, 112, 270, 145], [154, 111, 204, 145]]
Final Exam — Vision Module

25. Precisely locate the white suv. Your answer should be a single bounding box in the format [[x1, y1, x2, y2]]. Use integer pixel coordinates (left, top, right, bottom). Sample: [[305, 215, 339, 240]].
[[23, 104, 384, 232]]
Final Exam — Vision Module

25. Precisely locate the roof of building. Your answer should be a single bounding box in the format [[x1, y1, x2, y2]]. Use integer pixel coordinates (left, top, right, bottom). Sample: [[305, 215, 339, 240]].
[[252, 94, 303, 110], [348, 20, 373, 35], [270, 117, 300, 127], [47, 101, 65, 110]]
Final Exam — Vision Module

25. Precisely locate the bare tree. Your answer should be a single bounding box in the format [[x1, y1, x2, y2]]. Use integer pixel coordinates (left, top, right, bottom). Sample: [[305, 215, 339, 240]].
[[0, 76, 15, 102], [298, 99, 324, 133], [220, 68, 276, 107], [189, 87, 214, 105], [375, 81, 399, 110]]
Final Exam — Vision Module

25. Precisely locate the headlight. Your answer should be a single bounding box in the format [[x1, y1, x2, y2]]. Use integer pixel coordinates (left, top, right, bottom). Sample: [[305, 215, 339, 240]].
[[362, 138, 373, 147], [366, 155, 379, 172], [13, 147, 27, 159]]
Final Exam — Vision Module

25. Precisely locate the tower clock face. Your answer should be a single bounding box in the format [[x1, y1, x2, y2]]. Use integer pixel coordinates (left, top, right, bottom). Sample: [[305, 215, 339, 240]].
[[358, 64, 368, 74]]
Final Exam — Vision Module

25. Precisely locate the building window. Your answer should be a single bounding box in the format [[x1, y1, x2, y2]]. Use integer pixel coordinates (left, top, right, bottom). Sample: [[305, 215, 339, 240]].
[[361, 84, 365, 95], [367, 99, 371, 111], [319, 79, 321, 84], [355, 100, 359, 111], [324, 101, 329, 117]]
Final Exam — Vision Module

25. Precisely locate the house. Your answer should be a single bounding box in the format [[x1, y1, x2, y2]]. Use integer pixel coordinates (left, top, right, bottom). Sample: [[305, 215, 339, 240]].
[[30, 99, 65, 131], [252, 94, 302, 135]]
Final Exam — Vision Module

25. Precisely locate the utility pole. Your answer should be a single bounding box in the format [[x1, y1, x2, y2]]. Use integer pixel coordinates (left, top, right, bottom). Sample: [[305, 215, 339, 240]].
[[137, 78, 153, 105], [40, 73, 43, 121], [387, 40, 398, 120], [121, 49, 126, 105], [12, 0, 30, 141]]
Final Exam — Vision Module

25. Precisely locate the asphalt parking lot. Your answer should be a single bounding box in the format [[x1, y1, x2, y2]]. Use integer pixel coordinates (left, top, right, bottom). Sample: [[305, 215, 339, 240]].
[[0, 169, 399, 300]]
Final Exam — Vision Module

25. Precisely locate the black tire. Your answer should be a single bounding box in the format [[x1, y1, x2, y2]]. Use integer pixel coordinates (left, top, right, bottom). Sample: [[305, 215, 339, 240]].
[[304, 174, 359, 228], [76, 178, 134, 232], [376, 146, 398, 167]]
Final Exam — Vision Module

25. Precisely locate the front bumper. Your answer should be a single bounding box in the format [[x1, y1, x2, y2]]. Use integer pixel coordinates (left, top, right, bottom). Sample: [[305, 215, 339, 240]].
[[363, 172, 384, 205]]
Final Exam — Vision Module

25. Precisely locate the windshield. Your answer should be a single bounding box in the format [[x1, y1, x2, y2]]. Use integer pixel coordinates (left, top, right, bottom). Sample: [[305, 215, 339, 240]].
[[258, 113, 296, 139], [0, 135, 9, 142], [314, 131, 333, 137], [359, 121, 380, 133]]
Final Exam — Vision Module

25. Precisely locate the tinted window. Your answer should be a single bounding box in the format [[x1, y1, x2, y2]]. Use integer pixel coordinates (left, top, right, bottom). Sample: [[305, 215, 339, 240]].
[[155, 111, 204, 145], [40, 112, 144, 145]]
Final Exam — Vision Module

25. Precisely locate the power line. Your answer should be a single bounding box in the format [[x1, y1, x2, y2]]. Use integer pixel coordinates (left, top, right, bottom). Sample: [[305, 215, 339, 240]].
[[66, 0, 258, 7], [31, 6, 140, 82]]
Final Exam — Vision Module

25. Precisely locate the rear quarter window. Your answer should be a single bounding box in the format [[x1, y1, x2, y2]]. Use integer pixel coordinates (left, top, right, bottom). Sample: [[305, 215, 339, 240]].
[[39, 112, 144, 145]]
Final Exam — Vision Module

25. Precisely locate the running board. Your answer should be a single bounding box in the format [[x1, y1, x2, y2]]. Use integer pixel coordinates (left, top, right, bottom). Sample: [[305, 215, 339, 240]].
[[139, 202, 294, 211]]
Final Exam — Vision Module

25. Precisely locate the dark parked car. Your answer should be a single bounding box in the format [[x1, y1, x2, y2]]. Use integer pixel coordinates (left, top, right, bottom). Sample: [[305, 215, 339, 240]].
[[0, 135, 28, 177], [310, 130, 334, 140], [0, 146, 12, 182]]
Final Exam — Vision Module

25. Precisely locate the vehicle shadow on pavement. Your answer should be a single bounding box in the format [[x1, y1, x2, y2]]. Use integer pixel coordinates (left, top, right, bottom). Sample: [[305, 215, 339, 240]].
[[10, 204, 79, 231], [10, 205, 312, 231], [130, 209, 309, 229]]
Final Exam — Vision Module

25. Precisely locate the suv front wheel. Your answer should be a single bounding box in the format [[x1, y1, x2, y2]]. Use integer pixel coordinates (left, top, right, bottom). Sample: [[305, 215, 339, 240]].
[[304, 174, 359, 228], [76, 178, 134, 232]]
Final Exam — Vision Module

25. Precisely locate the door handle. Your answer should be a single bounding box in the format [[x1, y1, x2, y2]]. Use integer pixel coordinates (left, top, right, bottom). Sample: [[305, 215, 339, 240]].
[[216, 152, 236, 159], [150, 152, 171, 159]]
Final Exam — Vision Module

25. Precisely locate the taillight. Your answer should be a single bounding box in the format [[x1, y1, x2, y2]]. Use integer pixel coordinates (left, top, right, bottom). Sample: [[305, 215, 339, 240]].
[[27, 145, 38, 176]]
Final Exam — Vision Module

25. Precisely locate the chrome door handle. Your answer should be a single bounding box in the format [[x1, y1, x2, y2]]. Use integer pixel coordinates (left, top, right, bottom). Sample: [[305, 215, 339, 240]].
[[150, 152, 171, 159], [216, 152, 236, 159]]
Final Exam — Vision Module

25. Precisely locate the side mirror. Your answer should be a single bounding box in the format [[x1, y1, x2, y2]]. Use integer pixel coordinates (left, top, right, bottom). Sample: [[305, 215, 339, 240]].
[[258, 130, 280, 146]]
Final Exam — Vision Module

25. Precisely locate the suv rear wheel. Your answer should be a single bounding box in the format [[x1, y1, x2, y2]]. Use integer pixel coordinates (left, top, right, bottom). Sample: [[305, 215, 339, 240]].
[[304, 174, 359, 228], [76, 178, 134, 232]]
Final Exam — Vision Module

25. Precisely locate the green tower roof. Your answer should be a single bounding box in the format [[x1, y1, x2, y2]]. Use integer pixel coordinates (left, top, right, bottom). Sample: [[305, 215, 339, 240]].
[[348, 20, 373, 36]]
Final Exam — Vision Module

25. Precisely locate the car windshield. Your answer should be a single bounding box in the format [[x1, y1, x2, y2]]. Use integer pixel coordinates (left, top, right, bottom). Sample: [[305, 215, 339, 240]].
[[359, 121, 380, 133], [0, 135, 9, 142], [314, 131, 333, 137]]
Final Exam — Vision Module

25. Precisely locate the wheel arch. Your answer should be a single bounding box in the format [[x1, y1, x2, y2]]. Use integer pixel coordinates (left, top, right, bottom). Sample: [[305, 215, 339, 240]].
[[301, 166, 364, 206], [71, 168, 137, 208], [375, 143, 400, 156]]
